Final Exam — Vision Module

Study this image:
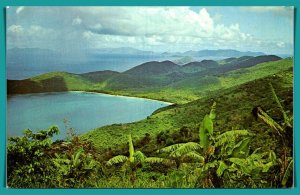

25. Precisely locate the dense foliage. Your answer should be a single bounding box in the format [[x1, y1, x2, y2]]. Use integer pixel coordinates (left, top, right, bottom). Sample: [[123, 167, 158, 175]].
[[7, 82, 293, 188], [7, 127, 102, 188]]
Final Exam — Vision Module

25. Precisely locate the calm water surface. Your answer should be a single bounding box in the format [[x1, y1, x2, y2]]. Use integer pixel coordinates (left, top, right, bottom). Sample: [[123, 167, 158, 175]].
[[7, 92, 170, 139]]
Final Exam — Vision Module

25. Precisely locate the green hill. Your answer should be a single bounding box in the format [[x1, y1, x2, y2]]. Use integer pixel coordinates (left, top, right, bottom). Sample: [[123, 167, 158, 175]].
[[7, 55, 287, 104], [181, 60, 219, 73], [83, 67, 293, 152], [8, 72, 95, 94], [80, 70, 120, 83], [169, 57, 292, 92], [101, 57, 292, 103], [124, 60, 181, 76]]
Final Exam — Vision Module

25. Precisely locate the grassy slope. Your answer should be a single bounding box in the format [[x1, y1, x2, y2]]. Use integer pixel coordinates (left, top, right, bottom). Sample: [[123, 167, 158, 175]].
[[80, 70, 120, 83], [101, 58, 292, 104], [82, 59, 293, 152], [170, 58, 292, 91], [31, 72, 95, 90]]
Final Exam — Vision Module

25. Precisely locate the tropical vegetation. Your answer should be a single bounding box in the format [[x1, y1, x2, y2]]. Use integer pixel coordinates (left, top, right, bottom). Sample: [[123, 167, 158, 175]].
[[7, 55, 293, 188]]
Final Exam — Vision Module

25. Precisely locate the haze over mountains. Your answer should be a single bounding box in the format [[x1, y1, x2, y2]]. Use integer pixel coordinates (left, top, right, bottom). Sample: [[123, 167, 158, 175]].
[[7, 47, 271, 80]]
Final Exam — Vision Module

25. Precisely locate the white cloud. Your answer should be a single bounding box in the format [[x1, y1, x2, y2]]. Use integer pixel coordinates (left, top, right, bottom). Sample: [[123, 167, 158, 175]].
[[72, 7, 254, 51], [6, 6, 294, 54], [80, 7, 216, 37], [7, 24, 57, 49], [7, 25, 24, 33], [16, 6, 25, 14], [277, 41, 285, 48], [72, 17, 82, 25]]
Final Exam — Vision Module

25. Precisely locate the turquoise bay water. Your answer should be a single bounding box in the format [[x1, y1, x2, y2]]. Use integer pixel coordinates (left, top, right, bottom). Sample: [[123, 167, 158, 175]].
[[7, 92, 170, 139]]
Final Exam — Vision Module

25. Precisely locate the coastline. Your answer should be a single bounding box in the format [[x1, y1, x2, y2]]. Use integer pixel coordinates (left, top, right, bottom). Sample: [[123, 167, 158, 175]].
[[7, 90, 174, 139], [8, 90, 175, 105], [71, 90, 175, 105]]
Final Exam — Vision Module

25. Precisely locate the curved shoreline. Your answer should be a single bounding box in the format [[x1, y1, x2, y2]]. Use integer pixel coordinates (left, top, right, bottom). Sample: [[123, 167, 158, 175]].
[[7, 90, 173, 139], [8, 90, 175, 105], [71, 90, 174, 105]]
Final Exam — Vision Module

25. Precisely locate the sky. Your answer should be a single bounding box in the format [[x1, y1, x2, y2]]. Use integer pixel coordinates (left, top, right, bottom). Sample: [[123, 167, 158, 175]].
[[6, 6, 294, 55]]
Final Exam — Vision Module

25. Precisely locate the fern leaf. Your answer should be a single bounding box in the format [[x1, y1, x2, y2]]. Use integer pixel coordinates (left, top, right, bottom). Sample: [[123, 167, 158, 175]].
[[170, 142, 201, 157], [181, 151, 205, 163], [144, 157, 175, 166], [107, 155, 128, 166], [281, 159, 293, 187]]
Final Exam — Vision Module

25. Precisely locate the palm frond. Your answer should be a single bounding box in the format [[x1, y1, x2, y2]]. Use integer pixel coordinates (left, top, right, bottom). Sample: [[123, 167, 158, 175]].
[[181, 151, 205, 163], [72, 147, 84, 167], [217, 161, 228, 177], [199, 115, 213, 149], [170, 142, 201, 157], [268, 150, 277, 164], [281, 159, 293, 187], [209, 102, 217, 120], [249, 152, 269, 161], [232, 138, 251, 158], [134, 151, 146, 162], [144, 157, 175, 166], [270, 83, 292, 128], [106, 155, 128, 166], [128, 134, 134, 163], [215, 130, 252, 147], [256, 107, 284, 134], [158, 143, 188, 153]]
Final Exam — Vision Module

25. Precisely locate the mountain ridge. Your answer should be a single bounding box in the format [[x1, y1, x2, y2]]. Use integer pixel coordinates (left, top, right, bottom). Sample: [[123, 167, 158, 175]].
[[7, 55, 290, 104]]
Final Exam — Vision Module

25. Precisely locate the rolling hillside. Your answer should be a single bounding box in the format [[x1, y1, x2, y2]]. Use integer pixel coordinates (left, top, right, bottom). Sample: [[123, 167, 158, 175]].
[[181, 60, 219, 73], [8, 72, 95, 94], [7, 55, 289, 104], [80, 70, 120, 83], [83, 67, 293, 152]]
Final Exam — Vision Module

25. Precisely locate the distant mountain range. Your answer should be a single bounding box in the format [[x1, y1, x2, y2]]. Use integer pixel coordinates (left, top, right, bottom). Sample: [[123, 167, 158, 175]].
[[8, 55, 285, 98], [7, 47, 274, 80]]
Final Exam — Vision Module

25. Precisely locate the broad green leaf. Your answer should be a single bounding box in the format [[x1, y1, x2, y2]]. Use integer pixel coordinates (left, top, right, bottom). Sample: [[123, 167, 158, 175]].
[[128, 134, 135, 163], [232, 138, 251, 158], [199, 115, 213, 149]]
